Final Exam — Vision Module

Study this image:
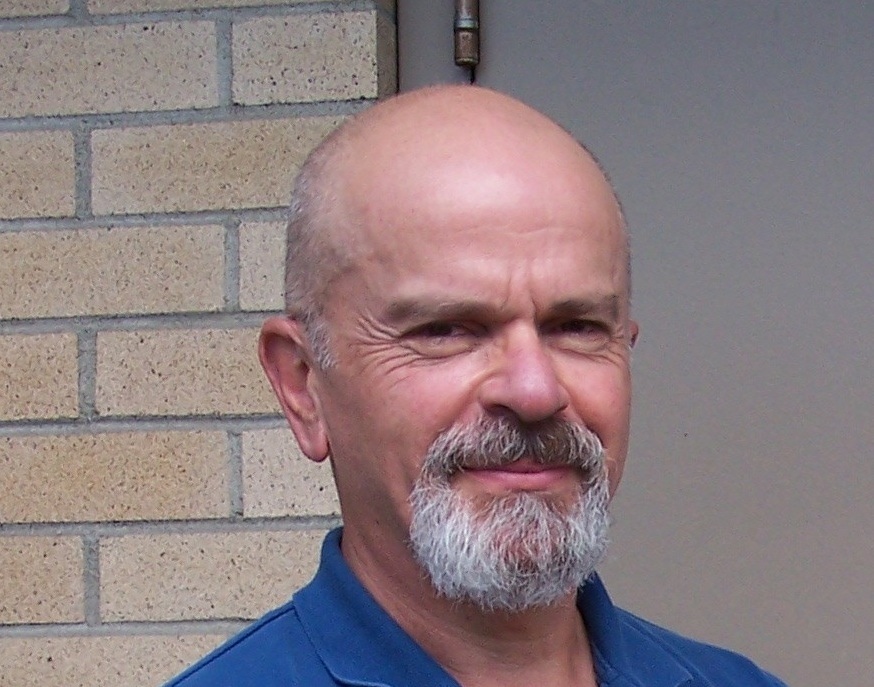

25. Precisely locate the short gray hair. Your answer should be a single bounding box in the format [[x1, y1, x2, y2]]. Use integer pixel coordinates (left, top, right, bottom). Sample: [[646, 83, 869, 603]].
[[284, 124, 353, 369]]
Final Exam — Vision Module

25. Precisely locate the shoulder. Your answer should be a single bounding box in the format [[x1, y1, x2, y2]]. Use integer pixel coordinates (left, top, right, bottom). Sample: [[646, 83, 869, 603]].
[[163, 600, 335, 687], [615, 608, 789, 686]]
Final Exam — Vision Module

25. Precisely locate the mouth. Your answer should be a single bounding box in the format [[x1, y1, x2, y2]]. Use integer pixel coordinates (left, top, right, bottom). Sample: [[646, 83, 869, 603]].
[[459, 459, 583, 492]]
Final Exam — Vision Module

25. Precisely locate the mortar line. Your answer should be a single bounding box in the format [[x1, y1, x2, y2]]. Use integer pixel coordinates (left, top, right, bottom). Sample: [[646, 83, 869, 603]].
[[215, 15, 234, 109], [67, 0, 89, 21], [0, 414, 285, 438], [0, 98, 370, 133], [0, 311, 275, 336], [224, 218, 242, 311], [0, 207, 289, 233], [72, 124, 93, 219], [0, 515, 342, 538], [82, 535, 101, 626], [0, 619, 249, 638], [375, 1, 397, 22], [0, 16, 77, 31], [227, 431, 245, 518], [77, 328, 98, 420]]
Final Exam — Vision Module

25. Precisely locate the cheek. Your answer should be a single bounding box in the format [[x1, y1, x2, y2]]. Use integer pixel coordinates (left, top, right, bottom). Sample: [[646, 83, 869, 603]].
[[322, 362, 476, 474], [562, 365, 632, 489]]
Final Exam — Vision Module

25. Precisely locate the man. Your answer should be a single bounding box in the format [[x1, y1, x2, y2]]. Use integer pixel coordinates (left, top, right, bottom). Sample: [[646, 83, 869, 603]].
[[166, 86, 788, 686]]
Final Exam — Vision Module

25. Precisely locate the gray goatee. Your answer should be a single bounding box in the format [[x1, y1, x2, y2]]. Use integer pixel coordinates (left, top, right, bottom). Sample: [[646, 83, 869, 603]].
[[408, 417, 611, 612]]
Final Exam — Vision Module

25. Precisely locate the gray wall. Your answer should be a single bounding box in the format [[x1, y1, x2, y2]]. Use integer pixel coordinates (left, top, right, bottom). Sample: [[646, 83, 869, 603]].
[[400, 3, 874, 686]]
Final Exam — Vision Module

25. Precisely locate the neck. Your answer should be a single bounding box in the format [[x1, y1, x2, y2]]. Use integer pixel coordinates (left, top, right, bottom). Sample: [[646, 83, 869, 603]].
[[341, 528, 599, 687]]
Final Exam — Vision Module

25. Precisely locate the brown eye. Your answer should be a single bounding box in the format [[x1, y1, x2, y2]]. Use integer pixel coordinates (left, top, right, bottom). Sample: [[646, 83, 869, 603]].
[[556, 320, 603, 335], [403, 321, 481, 358], [549, 319, 612, 352], [412, 322, 467, 339]]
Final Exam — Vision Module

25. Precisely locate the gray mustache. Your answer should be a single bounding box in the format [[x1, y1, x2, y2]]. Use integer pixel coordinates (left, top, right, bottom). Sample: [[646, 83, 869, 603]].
[[423, 418, 605, 476]]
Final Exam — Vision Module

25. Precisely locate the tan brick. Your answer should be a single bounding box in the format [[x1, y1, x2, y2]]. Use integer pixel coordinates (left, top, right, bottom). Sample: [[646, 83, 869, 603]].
[[0, 1, 68, 17], [0, 226, 224, 320], [0, 226, 224, 318], [0, 23, 216, 118], [92, 117, 340, 215], [96, 328, 277, 416], [239, 221, 285, 311], [233, 12, 382, 105], [0, 333, 78, 421], [0, 432, 229, 523], [90, 0, 314, 12], [0, 635, 226, 687], [0, 131, 74, 219], [242, 428, 339, 517], [0, 537, 83, 624], [101, 529, 326, 621]]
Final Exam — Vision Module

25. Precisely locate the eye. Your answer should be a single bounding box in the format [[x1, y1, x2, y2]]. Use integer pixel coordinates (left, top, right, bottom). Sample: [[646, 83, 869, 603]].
[[555, 319, 603, 335], [402, 321, 481, 357], [547, 319, 612, 352], [409, 321, 469, 339]]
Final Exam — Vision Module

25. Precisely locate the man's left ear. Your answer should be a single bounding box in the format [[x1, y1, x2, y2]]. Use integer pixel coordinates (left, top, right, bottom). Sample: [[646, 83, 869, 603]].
[[629, 320, 640, 349], [258, 316, 330, 463]]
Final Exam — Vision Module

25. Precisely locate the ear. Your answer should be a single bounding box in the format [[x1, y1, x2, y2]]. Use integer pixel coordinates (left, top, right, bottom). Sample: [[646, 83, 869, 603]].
[[259, 316, 330, 463], [628, 319, 640, 349]]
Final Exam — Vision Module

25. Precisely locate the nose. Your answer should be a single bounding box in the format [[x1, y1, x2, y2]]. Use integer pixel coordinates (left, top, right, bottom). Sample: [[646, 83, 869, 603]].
[[478, 325, 569, 424]]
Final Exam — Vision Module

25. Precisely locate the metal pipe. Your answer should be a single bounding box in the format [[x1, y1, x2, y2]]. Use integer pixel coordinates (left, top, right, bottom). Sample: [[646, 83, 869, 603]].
[[454, 0, 480, 67]]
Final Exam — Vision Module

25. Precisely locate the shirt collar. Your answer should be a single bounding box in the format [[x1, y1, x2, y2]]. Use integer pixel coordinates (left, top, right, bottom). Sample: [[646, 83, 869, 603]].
[[295, 528, 693, 687], [294, 528, 460, 686], [579, 577, 693, 687]]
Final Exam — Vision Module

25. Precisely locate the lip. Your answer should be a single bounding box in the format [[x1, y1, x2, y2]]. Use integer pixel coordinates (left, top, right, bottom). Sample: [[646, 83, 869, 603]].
[[460, 460, 578, 491]]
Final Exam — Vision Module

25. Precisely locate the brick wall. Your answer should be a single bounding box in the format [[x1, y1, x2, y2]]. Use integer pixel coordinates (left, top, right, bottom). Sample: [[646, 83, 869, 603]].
[[0, 2, 395, 685]]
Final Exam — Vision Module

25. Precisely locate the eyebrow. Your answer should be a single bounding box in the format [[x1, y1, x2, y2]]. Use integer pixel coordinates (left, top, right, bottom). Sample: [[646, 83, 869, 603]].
[[384, 298, 496, 324], [384, 294, 621, 324], [549, 296, 621, 322]]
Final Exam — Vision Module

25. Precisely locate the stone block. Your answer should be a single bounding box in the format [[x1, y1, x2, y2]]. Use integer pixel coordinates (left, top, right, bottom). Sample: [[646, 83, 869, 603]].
[[100, 529, 326, 621], [0, 537, 83, 624], [0, 225, 224, 319], [0, 635, 226, 687], [0, 333, 78, 421], [96, 328, 278, 416], [91, 117, 340, 215], [239, 221, 285, 312], [242, 428, 339, 517], [0, 23, 215, 118], [89, 0, 311, 12], [0, 1, 68, 17], [0, 131, 74, 219], [0, 432, 229, 523], [233, 11, 382, 104]]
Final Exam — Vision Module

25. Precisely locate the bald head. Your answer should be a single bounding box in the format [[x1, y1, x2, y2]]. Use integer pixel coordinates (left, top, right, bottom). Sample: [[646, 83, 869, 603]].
[[285, 86, 628, 361]]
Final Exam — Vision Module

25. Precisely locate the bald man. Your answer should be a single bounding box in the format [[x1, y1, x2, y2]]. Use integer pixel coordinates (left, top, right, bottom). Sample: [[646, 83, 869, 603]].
[[165, 87, 788, 687]]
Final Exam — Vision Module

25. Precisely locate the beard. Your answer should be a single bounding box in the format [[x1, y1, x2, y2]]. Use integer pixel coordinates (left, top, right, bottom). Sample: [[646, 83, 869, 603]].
[[408, 417, 611, 613]]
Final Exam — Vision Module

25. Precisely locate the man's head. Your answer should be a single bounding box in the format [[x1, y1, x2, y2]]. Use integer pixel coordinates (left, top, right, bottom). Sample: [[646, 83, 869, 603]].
[[260, 85, 637, 611]]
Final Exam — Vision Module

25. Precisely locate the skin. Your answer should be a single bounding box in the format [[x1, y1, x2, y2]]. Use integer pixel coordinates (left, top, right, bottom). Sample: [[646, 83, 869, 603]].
[[260, 86, 638, 687]]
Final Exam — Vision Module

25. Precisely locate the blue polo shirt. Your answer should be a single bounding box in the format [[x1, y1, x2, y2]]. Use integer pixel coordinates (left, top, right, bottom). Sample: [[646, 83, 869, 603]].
[[165, 528, 788, 686]]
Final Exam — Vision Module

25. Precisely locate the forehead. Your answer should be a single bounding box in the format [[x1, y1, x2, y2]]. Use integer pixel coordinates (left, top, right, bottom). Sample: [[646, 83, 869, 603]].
[[320, 95, 629, 306], [347, 139, 621, 251], [330, 181, 629, 324]]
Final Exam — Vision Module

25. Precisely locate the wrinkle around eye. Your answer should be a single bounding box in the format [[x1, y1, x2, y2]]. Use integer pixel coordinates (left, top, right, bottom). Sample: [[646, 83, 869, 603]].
[[342, 317, 471, 381], [346, 337, 431, 381], [400, 322, 485, 358], [544, 321, 618, 355]]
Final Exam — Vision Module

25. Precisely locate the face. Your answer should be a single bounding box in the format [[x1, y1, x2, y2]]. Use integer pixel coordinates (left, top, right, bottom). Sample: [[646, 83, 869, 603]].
[[300, 120, 637, 562]]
